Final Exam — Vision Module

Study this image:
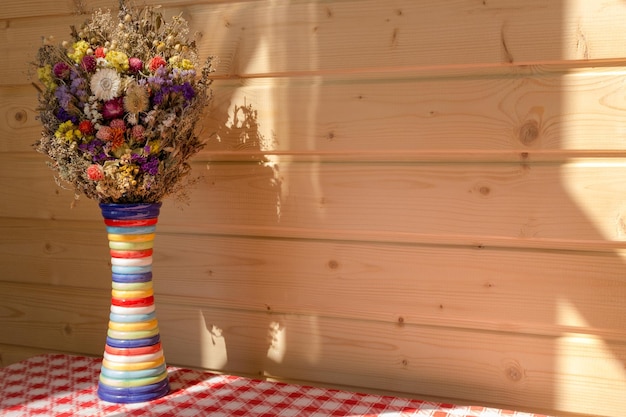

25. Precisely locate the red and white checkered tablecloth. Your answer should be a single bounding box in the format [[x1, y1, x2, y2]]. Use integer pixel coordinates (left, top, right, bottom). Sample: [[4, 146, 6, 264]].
[[0, 354, 551, 417]]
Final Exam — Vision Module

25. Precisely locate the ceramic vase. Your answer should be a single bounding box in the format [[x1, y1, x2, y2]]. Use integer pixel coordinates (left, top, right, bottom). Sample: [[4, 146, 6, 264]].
[[97, 202, 170, 403]]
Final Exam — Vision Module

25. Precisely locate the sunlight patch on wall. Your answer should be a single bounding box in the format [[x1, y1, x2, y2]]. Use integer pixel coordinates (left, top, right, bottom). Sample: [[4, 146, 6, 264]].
[[555, 298, 626, 415], [559, 159, 626, 242], [199, 311, 228, 370], [267, 321, 287, 363]]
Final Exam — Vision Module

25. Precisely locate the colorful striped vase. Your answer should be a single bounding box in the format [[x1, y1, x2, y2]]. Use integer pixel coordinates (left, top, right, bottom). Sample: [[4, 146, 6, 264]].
[[97, 202, 170, 403]]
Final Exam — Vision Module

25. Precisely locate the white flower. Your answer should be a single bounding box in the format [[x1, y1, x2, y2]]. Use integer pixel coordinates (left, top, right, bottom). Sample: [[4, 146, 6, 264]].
[[90, 68, 121, 101], [163, 112, 176, 127]]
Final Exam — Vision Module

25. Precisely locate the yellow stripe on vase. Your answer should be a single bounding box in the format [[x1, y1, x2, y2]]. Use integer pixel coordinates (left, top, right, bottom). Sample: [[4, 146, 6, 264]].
[[108, 319, 159, 332], [111, 281, 154, 291], [109, 241, 154, 250], [107, 233, 155, 243], [107, 327, 160, 340], [111, 288, 154, 299]]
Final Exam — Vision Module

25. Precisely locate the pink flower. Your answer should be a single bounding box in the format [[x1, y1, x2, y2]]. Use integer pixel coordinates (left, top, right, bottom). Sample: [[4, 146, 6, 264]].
[[129, 57, 143, 73], [109, 119, 126, 131], [101, 97, 124, 119], [96, 126, 113, 141], [53, 62, 71, 79], [96, 124, 125, 150], [131, 125, 145, 140], [87, 164, 104, 181], [148, 56, 166, 72]]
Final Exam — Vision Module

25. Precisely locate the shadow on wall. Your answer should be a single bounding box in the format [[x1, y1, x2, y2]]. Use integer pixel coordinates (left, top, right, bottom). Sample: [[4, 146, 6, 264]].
[[198, 100, 283, 373], [171, 0, 626, 415]]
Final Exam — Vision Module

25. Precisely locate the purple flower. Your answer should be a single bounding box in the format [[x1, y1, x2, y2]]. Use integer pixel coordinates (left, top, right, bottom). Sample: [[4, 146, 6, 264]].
[[141, 156, 160, 176], [152, 83, 195, 107], [130, 152, 159, 176], [152, 89, 165, 106], [78, 138, 105, 155], [180, 82, 195, 101], [94, 152, 110, 163], [54, 85, 73, 109], [131, 153, 147, 165], [55, 107, 78, 124], [147, 73, 167, 88], [70, 75, 89, 104]]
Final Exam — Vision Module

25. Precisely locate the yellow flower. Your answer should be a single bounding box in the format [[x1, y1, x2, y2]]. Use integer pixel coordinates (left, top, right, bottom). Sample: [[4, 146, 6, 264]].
[[168, 56, 194, 70], [68, 40, 90, 63], [54, 120, 83, 142], [105, 50, 129, 72], [147, 140, 160, 154], [37, 65, 57, 91]]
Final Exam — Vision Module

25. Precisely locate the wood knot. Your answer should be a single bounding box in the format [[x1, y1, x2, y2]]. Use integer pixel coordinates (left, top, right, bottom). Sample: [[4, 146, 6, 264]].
[[518, 120, 540, 146], [471, 184, 491, 198], [43, 242, 54, 254], [328, 259, 339, 270], [503, 359, 525, 382], [14, 109, 27, 124]]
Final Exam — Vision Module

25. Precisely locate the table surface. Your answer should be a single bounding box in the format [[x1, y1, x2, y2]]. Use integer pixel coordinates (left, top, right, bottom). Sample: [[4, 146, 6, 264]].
[[0, 354, 551, 417]]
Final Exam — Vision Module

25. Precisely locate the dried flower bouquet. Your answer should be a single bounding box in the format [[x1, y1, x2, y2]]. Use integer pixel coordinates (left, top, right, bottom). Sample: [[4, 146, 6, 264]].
[[33, 1, 213, 203]]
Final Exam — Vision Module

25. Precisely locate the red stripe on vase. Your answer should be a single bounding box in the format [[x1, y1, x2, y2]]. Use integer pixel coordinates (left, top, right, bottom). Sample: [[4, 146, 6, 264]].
[[104, 342, 161, 356], [105, 342, 162, 356], [104, 218, 159, 227], [111, 296, 155, 307], [110, 249, 154, 258]]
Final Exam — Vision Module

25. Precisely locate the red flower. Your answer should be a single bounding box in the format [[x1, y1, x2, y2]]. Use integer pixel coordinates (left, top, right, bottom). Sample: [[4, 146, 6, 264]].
[[95, 47, 106, 58], [87, 164, 104, 181], [78, 120, 94, 135], [148, 56, 167, 72]]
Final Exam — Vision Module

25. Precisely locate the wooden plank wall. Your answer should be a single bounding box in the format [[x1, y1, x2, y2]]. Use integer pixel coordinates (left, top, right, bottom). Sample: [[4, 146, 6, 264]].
[[1, 0, 626, 416]]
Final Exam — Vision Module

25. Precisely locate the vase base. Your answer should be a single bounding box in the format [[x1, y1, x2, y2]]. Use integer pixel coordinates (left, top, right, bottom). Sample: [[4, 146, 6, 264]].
[[97, 379, 170, 403]]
